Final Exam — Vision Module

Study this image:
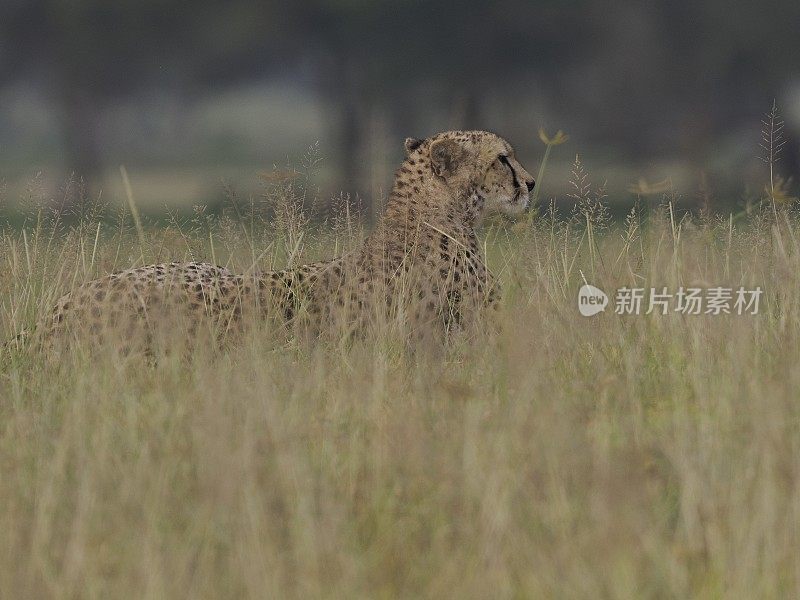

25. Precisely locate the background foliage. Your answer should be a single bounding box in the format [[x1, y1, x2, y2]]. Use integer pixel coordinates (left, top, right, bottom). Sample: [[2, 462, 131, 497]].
[[1, 0, 799, 212]]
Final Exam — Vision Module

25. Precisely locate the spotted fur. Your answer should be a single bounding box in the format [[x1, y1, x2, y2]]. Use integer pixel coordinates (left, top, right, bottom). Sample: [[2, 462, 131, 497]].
[[28, 130, 535, 355]]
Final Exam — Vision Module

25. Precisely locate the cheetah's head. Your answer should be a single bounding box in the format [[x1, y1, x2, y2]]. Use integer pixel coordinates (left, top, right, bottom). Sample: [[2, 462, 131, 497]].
[[404, 130, 535, 219]]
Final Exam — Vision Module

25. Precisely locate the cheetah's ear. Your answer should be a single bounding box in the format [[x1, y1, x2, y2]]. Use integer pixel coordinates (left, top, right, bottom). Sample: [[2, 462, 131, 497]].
[[429, 138, 466, 178], [404, 137, 423, 154]]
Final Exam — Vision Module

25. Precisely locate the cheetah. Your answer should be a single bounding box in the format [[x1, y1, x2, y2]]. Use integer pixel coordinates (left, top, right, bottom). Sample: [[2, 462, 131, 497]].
[[17, 130, 535, 356]]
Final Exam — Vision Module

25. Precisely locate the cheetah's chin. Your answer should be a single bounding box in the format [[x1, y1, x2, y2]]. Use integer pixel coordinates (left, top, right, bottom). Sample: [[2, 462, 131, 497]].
[[511, 191, 530, 213]]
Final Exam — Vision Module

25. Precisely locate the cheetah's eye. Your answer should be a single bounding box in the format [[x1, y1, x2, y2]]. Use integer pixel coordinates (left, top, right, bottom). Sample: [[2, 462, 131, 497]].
[[498, 155, 512, 170]]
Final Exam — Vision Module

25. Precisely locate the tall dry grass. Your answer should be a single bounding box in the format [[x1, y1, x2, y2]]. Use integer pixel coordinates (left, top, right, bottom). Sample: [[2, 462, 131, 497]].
[[1, 153, 800, 598]]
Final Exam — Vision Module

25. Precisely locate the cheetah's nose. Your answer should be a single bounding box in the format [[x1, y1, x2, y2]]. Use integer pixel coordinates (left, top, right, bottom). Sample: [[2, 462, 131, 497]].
[[526, 179, 536, 192]]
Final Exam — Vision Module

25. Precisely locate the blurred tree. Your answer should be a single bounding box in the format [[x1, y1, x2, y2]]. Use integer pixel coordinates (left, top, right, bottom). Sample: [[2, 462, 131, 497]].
[[285, 0, 596, 204], [0, 0, 291, 193], [1, 0, 798, 200]]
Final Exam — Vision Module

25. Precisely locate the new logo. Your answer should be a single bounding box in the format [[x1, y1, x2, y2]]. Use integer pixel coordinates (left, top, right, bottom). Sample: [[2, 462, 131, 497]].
[[578, 281, 609, 317]]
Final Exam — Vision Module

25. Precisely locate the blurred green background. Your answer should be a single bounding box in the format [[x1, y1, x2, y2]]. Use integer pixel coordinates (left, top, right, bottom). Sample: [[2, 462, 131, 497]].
[[1, 0, 799, 215]]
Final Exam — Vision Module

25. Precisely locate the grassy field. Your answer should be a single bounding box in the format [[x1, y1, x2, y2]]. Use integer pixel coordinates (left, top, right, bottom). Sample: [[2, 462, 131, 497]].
[[1, 172, 800, 599]]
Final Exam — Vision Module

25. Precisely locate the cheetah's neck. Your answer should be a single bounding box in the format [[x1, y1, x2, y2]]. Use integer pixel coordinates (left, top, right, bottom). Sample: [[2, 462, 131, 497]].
[[371, 155, 482, 247]]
